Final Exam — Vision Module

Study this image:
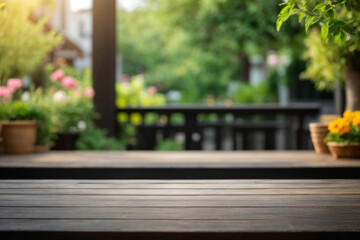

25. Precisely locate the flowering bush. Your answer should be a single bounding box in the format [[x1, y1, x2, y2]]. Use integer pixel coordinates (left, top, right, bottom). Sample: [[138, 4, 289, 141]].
[[47, 66, 97, 133], [0, 78, 23, 102], [325, 110, 360, 143], [116, 75, 166, 125], [116, 75, 166, 108]]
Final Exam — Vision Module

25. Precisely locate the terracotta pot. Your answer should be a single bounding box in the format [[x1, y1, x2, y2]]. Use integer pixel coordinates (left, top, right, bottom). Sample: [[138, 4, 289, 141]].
[[34, 144, 51, 153], [327, 142, 360, 159], [1, 121, 37, 154], [309, 123, 329, 154]]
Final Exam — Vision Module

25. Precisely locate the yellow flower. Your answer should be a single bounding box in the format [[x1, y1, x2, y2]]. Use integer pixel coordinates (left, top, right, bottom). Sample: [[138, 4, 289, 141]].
[[343, 110, 355, 122], [339, 123, 350, 134], [343, 110, 360, 122], [328, 118, 350, 134], [353, 117, 360, 127]]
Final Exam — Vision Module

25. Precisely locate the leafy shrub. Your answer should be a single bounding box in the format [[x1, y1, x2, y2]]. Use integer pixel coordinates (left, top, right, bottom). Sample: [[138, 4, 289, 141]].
[[155, 138, 184, 151], [0, 0, 63, 83], [75, 127, 125, 150], [232, 81, 277, 104], [53, 97, 97, 133]]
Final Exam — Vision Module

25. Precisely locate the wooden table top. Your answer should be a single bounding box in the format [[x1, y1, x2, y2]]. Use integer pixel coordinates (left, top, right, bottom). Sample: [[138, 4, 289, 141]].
[[0, 179, 359, 239], [2, 151, 360, 168], [1, 151, 360, 179]]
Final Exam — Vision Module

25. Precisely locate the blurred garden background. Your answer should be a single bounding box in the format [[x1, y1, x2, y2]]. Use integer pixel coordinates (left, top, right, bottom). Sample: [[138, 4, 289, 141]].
[[1, 0, 358, 152]]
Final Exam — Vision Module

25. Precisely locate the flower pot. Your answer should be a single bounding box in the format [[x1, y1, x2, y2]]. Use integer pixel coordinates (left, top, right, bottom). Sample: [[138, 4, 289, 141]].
[[1, 121, 37, 154], [52, 132, 79, 150], [34, 144, 51, 153], [309, 123, 329, 154], [327, 142, 360, 159]]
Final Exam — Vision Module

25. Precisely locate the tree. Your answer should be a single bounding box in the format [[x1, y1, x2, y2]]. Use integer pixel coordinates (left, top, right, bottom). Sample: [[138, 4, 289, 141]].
[[117, 0, 304, 102], [0, 0, 63, 84], [277, 0, 360, 110]]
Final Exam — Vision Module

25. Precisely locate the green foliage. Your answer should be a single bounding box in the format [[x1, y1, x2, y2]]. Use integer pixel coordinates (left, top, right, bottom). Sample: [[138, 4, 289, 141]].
[[155, 138, 184, 151], [27, 89, 56, 145], [43, 65, 97, 133], [325, 124, 360, 143], [116, 75, 166, 125], [53, 97, 97, 133], [0, 0, 63, 84], [0, 101, 41, 121], [277, 0, 360, 51], [277, 0, 360, 91], [75, 127, 125, 150], [118, 0, 303, 102], [0, 99, 53, 145], [301, 29, 344, 91], [116, 75, 166, 107], [232, 80, 277, 104], [34, 106, 53, 145]]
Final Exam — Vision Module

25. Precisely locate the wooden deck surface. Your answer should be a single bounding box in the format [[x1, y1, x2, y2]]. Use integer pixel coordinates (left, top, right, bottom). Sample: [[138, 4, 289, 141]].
[[1, 151, 360, 179], [0, 179, 359, 239]]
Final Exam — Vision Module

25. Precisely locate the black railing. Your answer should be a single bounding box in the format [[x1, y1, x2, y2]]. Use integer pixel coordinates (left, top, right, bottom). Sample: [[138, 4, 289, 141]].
[[116, 103, 321, 150]]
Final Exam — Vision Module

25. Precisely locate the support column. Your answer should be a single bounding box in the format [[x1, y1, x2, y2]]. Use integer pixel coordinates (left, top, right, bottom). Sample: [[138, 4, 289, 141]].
[[92, 0, 117, 136]]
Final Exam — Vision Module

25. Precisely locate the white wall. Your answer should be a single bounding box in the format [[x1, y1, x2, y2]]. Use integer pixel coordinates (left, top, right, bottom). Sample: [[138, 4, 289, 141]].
[[51, 0, 93, 69]]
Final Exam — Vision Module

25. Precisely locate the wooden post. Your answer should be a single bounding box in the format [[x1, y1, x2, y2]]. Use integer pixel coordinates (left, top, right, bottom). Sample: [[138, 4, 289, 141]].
[[334, 84, 346, 115], [92, 0, 116, 136]]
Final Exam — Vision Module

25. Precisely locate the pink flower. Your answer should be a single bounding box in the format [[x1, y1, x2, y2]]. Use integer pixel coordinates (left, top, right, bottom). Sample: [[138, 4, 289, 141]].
[[61, 77, 77, 89], [0, 87, 12, 99], [147, 86, 157, 95], [51, 69, 65, 81], [7, 78, 22, 92], [123, 75, 130, 83], [74, 90, 82, 98], [84, 87, 95, 98]]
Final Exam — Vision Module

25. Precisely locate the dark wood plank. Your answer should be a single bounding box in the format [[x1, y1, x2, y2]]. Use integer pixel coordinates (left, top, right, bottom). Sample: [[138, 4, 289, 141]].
[[1, 232, 358, 240], [1, 180, 359, 239], [0, 219, 359, 232], [1, 206, 359, 220], [1, 188, 360, 195], [1, 181, 359, 189], [2, 194, 360, 207], [1, 151, 360, 179]]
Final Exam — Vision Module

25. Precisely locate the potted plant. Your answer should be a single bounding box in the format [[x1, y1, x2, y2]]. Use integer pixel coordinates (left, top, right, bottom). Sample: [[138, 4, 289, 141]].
[[325, 110, 360, 158], [0, 79, 38, 154], [0, 101, 40, 154], [277, 0, 360, 111]]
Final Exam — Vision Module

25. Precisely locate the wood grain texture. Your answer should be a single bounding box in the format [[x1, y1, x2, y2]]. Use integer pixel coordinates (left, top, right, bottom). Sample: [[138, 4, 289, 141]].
[[2, 151, 360, 168], [1, 151, 360, 179], [0, 180, 359, 239]]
